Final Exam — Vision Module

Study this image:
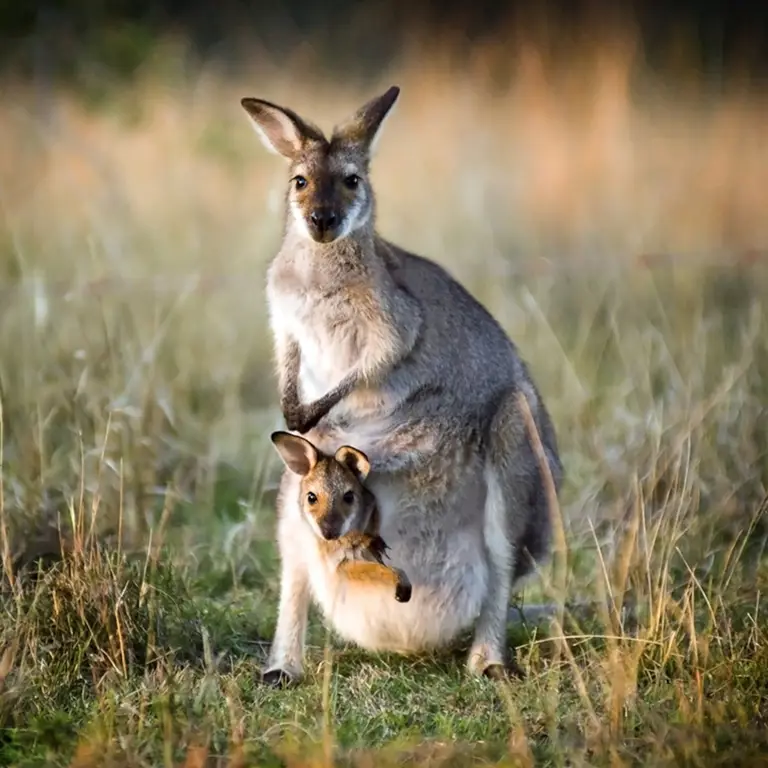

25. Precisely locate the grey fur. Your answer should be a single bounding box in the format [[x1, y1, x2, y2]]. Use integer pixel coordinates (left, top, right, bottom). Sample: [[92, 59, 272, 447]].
[[242, 86, 563, 681]]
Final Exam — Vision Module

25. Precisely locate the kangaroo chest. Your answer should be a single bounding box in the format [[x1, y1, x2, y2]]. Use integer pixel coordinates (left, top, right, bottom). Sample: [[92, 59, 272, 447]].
[[269, 263, 385, 402], [281, 295, 357, 396]]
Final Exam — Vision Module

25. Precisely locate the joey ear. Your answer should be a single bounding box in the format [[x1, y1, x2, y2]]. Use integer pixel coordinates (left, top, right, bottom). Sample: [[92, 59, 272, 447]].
[[334, 85, 400, 154], [334, 445, 371, 482], [241, 97, 325, 160], [271, 431, 319, 476]]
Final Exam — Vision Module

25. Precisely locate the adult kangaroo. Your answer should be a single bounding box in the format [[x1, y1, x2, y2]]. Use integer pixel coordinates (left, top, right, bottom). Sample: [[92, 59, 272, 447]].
[[241, 86, 563, 685]]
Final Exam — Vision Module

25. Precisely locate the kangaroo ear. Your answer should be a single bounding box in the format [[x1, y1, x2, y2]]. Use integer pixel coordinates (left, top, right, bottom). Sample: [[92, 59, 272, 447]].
[[241, 98, 325, 160], [271, 431, 319, 476], [333, 85, 400, 154], [334, 445, 371, 482]]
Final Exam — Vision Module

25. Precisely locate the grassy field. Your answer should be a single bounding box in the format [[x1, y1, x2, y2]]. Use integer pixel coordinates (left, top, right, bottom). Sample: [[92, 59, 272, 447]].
[[1, 31, 768, 766]]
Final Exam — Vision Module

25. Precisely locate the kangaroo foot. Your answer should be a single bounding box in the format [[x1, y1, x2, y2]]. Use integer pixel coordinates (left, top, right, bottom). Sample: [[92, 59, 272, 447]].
[[261, 667, 299, 688]]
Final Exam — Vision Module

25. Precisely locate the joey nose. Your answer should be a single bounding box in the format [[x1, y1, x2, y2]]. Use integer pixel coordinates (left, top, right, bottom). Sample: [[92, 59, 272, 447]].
[[309, 210, 337, 236], [319, 521, 340, 540]]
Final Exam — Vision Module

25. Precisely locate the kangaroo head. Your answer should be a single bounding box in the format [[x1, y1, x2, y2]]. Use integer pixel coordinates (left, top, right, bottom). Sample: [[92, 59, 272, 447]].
[[270, 431, 372, 540], [241, 87, 400, 244]]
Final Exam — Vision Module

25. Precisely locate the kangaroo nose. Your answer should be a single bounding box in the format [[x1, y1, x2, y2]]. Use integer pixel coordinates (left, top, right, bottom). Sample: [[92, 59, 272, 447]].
[[310, 210, 337, 234]]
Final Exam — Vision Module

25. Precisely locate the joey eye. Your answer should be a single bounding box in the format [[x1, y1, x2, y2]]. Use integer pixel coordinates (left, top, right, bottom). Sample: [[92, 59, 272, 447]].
[[306, 491, 317, 505], [344, 174, 360, 190], [343, 490, 355, 504], [292, 175, 308, 190]]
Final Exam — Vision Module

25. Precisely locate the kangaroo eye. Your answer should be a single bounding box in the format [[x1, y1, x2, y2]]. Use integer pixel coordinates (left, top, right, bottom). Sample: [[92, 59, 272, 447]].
[[344, 174, 360, 190], [343, 490, 355, 504], [306, 491, 317, 505], [293, 175, 308, 190]]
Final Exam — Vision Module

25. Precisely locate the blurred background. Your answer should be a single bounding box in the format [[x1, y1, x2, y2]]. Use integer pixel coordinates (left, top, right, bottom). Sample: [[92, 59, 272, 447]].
[[1, 0, 767, 562], [2, 8, 768, 762]]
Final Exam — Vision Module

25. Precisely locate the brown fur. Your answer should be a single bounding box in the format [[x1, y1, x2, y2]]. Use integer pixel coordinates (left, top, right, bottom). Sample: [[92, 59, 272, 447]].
[[270, 431, 412, 603]]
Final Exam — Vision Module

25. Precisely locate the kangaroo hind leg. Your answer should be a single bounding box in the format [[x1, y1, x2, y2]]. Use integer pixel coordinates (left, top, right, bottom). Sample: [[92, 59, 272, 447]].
[[468, 386, 553, 679]]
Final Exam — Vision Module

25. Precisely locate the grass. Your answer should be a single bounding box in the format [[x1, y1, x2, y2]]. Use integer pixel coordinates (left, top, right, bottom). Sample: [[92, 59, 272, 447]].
[[1, 23, 768, 766]]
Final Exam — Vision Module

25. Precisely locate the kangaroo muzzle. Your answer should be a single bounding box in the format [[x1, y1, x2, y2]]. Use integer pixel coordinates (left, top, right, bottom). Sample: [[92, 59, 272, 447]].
[[308, 209, 339, 242]]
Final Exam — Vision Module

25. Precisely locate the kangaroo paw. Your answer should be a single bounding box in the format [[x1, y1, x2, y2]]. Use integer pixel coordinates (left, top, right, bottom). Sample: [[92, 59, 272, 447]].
[[261, 668, 298, 688], [482, 658, 526, 681]]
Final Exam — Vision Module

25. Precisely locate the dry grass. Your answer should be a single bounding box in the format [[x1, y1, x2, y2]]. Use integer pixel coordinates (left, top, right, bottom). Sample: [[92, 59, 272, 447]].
[[0, 25, 767, 767]]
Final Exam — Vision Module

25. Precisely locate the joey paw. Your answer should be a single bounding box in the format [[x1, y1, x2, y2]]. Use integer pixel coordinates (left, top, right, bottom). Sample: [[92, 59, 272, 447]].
[[395, 582, 412, 603], [261, 668, 297, 688]]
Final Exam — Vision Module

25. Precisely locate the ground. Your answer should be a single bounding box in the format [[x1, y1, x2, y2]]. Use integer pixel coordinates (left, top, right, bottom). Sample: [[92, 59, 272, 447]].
[[1, 38, 767, 766]]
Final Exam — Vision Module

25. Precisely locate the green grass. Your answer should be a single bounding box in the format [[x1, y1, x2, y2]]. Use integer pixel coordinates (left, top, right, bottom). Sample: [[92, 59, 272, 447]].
[[1, 42, 768, 766], [3, 536, 766, 767], [2, 262, 766, 767]]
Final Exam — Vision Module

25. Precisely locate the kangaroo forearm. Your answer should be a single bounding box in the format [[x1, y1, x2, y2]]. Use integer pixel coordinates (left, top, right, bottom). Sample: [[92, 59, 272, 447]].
[[301, 369, 359, 422], [278, 307, 420, 434], [285, 337, 412, 434], [278, 338, 301, 412], [278, 338, 319, 433]]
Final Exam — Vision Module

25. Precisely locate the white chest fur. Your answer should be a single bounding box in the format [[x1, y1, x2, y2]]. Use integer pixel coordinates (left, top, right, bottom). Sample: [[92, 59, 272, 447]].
[[269, 280, 368, 402]]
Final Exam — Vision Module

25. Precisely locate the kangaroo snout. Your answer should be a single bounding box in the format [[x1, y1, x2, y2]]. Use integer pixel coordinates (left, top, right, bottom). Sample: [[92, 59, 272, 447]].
[[308, 209, 339, 241]]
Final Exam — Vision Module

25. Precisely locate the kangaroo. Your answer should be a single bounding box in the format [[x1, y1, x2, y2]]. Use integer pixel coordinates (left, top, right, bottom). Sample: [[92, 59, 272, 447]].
[[242, 86, 563, 685], [266, 431, 412, 687], [270, 430, 411, 595]]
